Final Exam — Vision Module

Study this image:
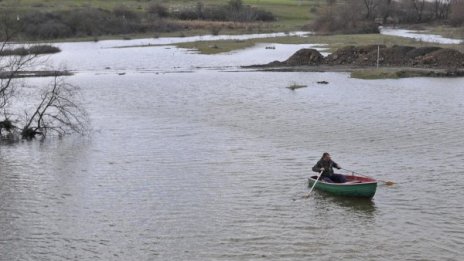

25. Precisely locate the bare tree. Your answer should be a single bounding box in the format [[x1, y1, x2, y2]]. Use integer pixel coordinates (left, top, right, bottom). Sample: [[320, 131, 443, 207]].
[[362, 0, 380, 19], [434, 0, 451, 20], [377, 0, 394, 23], [0, 33, 41, 138], [410, 0, 426, 22], [449, 0, 464, 25], [1, 18, 88, 140], [21, 75, 88, 139], [0, 51, 39, 111]]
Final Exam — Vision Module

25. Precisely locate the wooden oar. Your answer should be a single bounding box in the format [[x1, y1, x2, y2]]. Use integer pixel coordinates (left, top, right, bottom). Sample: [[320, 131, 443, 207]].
[[342, 168, 395, 186], [303, 170, 324, 198]]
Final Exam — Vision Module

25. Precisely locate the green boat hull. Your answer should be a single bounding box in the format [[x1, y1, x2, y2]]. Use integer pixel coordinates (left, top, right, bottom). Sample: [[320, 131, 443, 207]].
[[308, 175, 377, 198]]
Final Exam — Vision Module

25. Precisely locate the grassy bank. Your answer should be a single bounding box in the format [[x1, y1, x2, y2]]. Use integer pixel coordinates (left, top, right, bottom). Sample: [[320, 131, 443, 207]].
[[350, 68, 421, 79], [351, 68, 464, 79], [174, 33, 464, 54]]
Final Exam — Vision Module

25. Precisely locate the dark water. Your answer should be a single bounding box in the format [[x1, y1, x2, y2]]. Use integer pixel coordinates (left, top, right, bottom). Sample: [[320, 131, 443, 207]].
[[1, 38, 464, 260]]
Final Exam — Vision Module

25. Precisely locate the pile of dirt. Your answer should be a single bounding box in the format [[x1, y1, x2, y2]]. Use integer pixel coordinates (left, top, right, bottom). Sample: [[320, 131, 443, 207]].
[[325, 45, 384, 65], [257, 45, 464, 69], [262, 49, 324, 67], [414, 49, 464, 67], [406, 47, 442, 59], [285, 48, 324, 66]]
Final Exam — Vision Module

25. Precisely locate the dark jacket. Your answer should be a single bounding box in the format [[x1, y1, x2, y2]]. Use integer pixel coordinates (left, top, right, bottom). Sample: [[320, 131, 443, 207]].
[[312, 159, 340, 177]]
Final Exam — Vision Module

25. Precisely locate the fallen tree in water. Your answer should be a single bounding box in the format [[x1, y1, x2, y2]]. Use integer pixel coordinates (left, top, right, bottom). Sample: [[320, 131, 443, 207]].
[[20, 75, 88, 139], [1, 34, 87, 141], [0, 73, 88, 140]]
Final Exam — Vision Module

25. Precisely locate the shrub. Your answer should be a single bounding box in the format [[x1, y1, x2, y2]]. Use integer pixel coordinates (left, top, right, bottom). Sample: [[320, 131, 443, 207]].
[[61, 8, 144, 36], [175, 8, 200, 20], [36, 20, 72, 39], [173, 1, 275, 22], [228, 0, 244, 12], [147, 2, 169, 18], [28, 45, 61, 54], [113, 5, 138, 20], [205, 6, 228, 21], [0, 45, 61, 56], [61, 8, 111, 36], [311, 3, 379, 34], [253, 9, 276, 22], [2, 1, 275, 40], [210, 26, 221, 35]]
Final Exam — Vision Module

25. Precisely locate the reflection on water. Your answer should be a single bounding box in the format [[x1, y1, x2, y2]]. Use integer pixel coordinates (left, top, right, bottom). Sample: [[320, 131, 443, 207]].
[[103, 31, 311, 48], [44, 40, 325, 74], [327, 195, 376, 214], [1, 37, 464, 260]]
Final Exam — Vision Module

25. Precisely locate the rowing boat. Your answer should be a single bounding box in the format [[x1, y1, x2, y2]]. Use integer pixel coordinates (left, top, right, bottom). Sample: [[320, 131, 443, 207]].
[[308, 174, 377, 198]]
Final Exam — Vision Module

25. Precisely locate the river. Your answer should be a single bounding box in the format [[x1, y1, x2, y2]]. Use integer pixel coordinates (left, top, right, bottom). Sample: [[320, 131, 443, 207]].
[[1, 33, 464, 260]]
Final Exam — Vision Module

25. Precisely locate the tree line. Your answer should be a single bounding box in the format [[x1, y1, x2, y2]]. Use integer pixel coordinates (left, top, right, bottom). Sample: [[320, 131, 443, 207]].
[[0, 0, 275, 41], [312, 0, 464, 34]]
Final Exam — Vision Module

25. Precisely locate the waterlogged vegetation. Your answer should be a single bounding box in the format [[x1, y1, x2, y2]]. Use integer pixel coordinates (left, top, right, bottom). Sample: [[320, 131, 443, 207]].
[[176, 33, 464, 55], [286, 82, 307, 90], [350, 68, 463, 79], [425, 26, 464, 41], [0, 45, 60, 56]]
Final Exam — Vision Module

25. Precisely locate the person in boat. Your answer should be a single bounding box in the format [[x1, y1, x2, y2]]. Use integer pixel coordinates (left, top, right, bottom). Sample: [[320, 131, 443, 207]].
[[312, 152, 346, 183]]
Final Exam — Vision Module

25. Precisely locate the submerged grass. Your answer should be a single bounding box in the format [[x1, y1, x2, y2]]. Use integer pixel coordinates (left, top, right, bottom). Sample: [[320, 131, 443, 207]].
[[175, 33, 464, 54], [286, 82, 307, 90], [0, 45, 61, 56], [350, 68, 446, 79], [178, 40, 257, 54]]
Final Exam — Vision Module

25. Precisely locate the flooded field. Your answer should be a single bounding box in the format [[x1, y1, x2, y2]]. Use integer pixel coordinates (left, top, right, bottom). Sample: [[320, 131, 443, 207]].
[[380, 27, 463, 44], [1, 33, 464, 260]]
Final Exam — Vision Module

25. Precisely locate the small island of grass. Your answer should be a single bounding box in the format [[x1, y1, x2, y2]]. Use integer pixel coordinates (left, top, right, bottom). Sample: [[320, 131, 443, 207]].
[[0, 45, 61, 56]]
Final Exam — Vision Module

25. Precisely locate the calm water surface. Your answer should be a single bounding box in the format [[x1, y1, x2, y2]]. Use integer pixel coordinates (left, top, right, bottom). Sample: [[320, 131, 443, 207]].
[[1, 36, 464, 260], [380, 27, 463, 44]]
